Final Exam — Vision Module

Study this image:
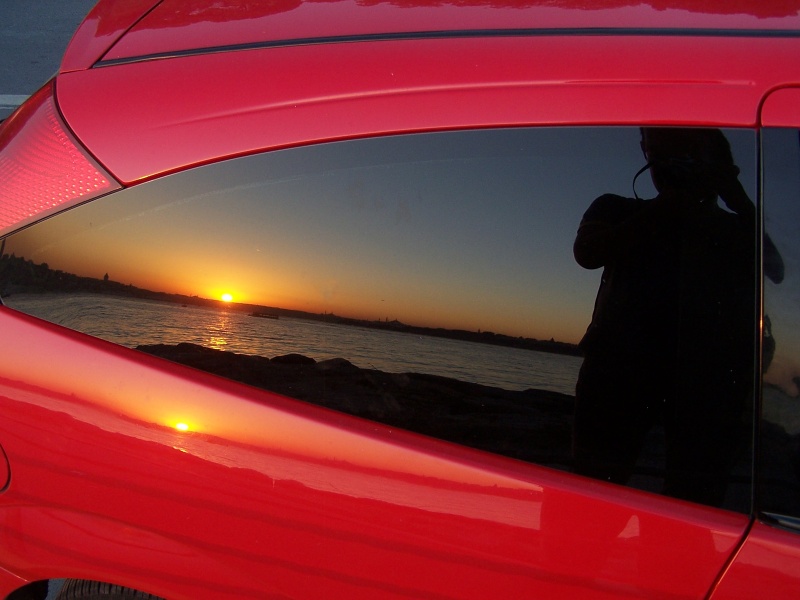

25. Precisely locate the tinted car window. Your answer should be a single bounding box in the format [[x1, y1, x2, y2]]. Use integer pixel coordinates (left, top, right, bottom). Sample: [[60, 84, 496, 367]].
[[761, 128, 800, 525], [0, 127, 757, 510]]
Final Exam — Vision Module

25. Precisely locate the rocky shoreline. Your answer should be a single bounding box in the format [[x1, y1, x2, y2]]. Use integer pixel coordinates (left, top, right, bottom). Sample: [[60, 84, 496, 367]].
[[135, 342, 800, 513], [137, 342, 575, 468]]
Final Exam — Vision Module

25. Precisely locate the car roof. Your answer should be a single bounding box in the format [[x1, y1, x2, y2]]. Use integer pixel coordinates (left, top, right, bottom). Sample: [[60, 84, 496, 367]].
[[54, 0, 800, 186], [68, 0, 800, 69]]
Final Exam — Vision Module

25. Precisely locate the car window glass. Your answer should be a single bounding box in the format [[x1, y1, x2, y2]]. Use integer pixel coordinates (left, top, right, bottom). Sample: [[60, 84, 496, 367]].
[[761, 128, 800, 524], [0, 127, 757, 511]]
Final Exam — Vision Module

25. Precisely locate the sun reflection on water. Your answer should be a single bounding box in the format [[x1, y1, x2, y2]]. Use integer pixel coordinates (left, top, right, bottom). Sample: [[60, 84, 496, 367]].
[[207, 311, 232, 349]]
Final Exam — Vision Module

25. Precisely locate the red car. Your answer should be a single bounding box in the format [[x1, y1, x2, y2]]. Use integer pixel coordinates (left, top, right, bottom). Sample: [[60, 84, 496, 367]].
[[1, 1, 800, 598]]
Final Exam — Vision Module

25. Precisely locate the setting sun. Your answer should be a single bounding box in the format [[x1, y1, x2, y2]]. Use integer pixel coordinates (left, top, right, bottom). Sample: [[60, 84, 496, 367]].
[[221, 293, 233, 302]]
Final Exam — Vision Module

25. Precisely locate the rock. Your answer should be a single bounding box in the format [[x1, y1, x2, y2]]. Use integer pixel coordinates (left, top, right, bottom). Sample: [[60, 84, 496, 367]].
[[135, 343, 575, 469], [271, 353, 316, 365]]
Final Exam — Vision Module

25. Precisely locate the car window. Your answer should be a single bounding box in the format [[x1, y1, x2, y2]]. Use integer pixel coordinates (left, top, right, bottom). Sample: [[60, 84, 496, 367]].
[[0, 127, 757, 511], [761, 128, 800, 526]]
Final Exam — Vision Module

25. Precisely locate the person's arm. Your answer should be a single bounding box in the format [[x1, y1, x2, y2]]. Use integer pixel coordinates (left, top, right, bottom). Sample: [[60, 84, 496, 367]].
[[716, 171, 785, 284], [573, 194, 674, 270]]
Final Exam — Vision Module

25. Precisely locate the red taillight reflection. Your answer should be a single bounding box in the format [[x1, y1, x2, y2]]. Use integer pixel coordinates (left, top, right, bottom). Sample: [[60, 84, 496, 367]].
[[0, 81, 120, 237]]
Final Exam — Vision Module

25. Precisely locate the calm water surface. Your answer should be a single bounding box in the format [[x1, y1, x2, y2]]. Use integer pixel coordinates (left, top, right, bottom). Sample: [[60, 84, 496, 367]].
[[9, 294, 581, 395]]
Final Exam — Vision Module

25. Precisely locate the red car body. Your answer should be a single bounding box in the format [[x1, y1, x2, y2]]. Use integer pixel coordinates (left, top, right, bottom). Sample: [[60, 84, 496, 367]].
[[1, 1, 800, 598]]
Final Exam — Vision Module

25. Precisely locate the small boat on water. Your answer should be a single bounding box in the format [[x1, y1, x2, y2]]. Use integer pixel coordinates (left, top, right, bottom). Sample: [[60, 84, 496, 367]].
[[250, 311, 279, 320]]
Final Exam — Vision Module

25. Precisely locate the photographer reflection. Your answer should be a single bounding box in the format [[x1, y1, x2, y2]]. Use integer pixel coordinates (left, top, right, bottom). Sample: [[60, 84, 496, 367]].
[[573, 127, 782, 507]]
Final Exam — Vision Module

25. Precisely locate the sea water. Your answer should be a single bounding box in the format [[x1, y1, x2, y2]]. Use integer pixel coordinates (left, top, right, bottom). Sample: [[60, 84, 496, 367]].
[[7, 293, 581, 395]]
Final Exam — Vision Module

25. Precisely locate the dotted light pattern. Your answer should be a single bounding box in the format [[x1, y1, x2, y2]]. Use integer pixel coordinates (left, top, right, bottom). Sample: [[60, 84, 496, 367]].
[[0, 83, 119, 237]]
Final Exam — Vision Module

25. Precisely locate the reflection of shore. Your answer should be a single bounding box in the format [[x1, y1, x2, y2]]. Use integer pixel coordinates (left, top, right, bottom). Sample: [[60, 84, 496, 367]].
[[764, 384, 800, 436], [764, 354, 800, 399], [761, 384, 800, 516], [137, 342, 575, 469], [0, 254, 580, 357], [140, 343, 741, 502]]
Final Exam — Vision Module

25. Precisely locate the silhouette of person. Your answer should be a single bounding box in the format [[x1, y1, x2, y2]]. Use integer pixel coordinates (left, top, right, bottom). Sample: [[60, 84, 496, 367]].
[[572, 127, 783, 507]]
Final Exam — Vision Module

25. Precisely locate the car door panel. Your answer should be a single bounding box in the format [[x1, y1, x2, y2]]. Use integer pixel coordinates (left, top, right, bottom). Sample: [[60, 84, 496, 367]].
[[0, 308, 749, 599]]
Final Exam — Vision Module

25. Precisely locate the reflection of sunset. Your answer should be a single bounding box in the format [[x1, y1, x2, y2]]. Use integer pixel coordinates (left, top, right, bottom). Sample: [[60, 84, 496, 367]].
[[0, 128, 757, 347], [1, 305, 547, 537]]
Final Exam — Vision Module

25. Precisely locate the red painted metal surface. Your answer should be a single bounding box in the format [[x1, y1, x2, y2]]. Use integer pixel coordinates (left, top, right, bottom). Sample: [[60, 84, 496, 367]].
[[102, 0, 800, 63], [57, 35, 800, 185], [0, 568, 28, 599], [709, 522, 800, 599], [761, 87, 800, 127], [0, 307, 749, 599], [60, 0, 162, 72], [2, 0, 800, 597]]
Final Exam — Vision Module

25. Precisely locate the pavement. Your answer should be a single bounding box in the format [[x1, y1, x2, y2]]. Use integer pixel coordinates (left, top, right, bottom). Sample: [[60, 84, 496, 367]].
[[0, 0, 97, 118]]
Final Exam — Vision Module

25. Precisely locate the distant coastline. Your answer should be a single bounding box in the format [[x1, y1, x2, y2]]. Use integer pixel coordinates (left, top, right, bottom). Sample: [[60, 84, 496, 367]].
[[0, 253, 582, 357]]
